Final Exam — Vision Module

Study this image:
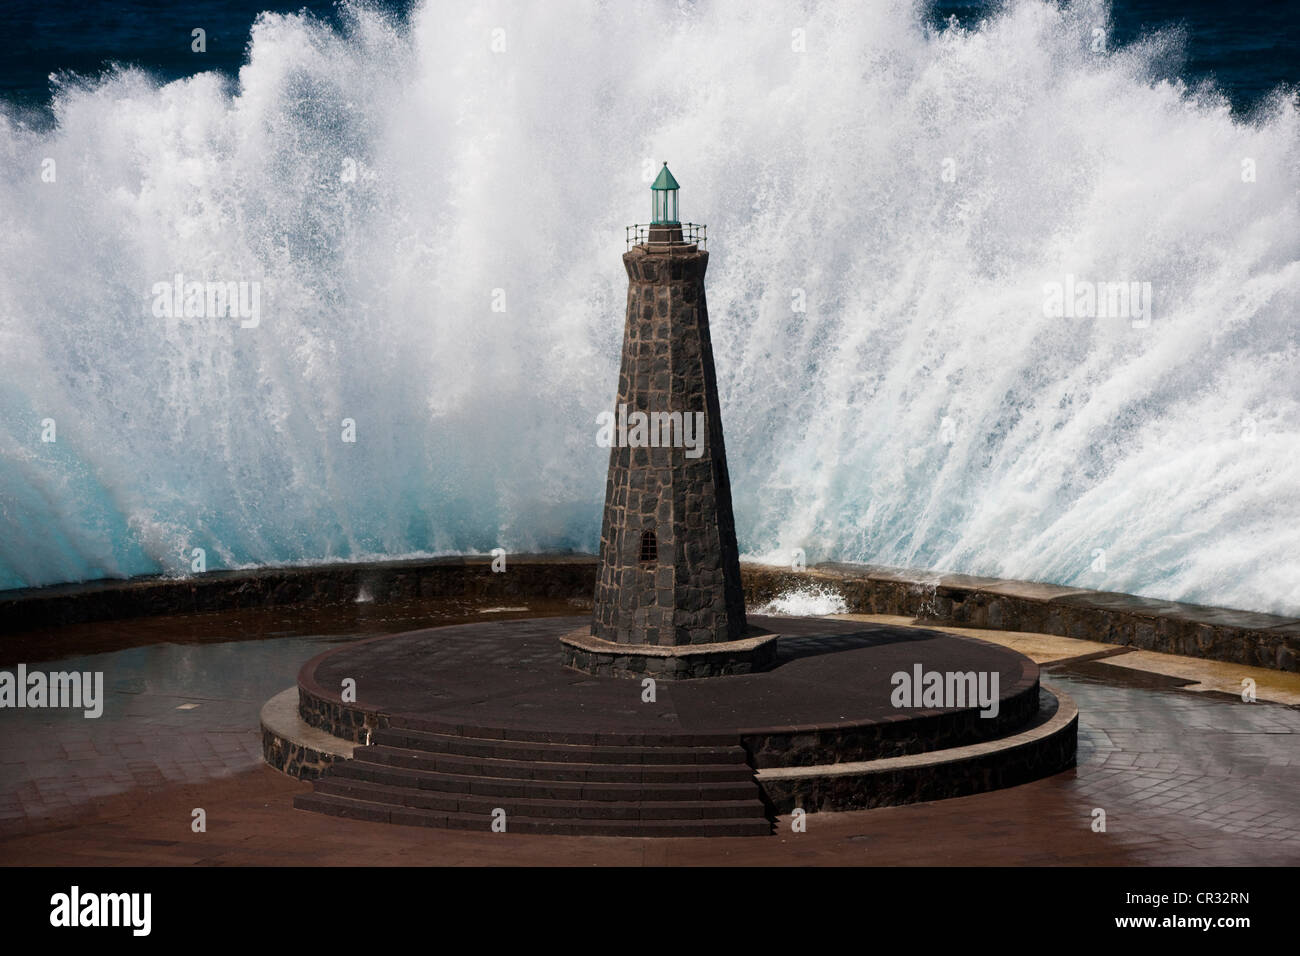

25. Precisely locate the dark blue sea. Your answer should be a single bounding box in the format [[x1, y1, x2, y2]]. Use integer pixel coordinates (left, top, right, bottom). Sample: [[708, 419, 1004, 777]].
[[4, 1, 1297, 116]]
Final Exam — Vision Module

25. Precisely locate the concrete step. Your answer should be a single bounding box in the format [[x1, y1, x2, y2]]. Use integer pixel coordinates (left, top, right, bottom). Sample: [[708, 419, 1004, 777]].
[[388, 714, 737, 748], [755, 685, 1080, 813], [293, 791, 773, 837], [331, 759, 760, 802], [353, 745, 755, 784], [313, 777, 767, 821], [372, 726, 748, 765]]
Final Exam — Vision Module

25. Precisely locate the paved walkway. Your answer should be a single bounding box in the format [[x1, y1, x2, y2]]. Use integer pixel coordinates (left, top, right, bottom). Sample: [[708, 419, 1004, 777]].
[[1, 607, 1297, 864]]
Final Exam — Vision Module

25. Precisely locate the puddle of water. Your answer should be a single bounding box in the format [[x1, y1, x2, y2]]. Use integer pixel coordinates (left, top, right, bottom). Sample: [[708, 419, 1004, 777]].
[[2, 596, 584, 667], [0, 598, 586, 742], [1045, 659, 1198, 691]]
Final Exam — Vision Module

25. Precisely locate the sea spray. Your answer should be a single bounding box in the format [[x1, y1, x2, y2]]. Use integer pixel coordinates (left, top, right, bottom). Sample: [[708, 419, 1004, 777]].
[[0, 0, 1297, 616]]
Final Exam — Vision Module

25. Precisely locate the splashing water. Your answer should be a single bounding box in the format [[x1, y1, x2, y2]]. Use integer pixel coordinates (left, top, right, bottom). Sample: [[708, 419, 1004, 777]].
[[0, 0, 1297, 614], [755, 585, 850, 617]]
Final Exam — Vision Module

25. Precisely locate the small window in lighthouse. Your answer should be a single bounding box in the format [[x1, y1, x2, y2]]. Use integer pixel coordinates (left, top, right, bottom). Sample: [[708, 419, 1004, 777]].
[[639, 529, 657, 563]]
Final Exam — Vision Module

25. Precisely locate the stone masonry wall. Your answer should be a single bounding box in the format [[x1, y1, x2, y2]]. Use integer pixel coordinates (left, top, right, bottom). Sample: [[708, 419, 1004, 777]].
[[5, 556, 1295, 673], [590, 246, 747, 646]]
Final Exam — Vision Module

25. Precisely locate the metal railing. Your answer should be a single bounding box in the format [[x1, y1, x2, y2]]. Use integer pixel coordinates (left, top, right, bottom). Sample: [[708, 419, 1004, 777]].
[[625, 222, 707, 250]]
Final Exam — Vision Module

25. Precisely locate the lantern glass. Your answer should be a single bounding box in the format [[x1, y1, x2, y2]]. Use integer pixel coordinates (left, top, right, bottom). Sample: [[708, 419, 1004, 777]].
[[652, 187, 678, 225], [649, 163, 681, 225]]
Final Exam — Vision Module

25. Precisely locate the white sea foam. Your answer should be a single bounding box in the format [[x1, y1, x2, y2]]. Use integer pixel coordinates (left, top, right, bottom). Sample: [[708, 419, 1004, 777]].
[[755, 585, 850, 617], [1, 0, 1297, 614]]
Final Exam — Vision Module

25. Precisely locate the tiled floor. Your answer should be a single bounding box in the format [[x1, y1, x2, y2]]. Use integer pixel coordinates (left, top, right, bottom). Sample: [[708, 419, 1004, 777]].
[[1059, 672, 1300, 850], [0, 630, 395, 832], [1, 610, 1297, 865]]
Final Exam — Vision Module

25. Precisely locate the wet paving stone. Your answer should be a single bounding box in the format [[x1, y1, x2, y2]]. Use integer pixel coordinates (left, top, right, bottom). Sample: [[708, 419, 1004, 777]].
[[0, 606, 1297, 863]]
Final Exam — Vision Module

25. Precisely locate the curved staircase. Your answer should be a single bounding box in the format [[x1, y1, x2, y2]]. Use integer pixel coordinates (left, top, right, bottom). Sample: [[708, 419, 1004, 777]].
[[266, 616, 1079, 836], [293, 716, 773, 837]]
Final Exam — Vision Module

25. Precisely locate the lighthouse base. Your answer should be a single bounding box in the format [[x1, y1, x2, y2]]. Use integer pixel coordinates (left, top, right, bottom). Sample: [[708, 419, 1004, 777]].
[[274, 614, 1073, 836], [559, 627, 779, 679]]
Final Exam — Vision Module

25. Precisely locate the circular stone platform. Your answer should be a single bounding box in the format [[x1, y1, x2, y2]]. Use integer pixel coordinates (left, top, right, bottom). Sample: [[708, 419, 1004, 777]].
[[269, 615, 1077, 835], [298, 615, 1039, 753]]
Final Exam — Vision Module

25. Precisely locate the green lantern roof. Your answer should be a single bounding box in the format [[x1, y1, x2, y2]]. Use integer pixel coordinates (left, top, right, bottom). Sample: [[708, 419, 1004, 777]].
[[650, 162, 679, 191]]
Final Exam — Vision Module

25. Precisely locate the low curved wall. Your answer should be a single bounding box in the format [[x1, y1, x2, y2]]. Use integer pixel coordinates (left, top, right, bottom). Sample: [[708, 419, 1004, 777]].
[[757, 687, 1080, 814], [0, 554, 595, 634], [2, 554, 1295, 672], [745, 563, 1298, 673]]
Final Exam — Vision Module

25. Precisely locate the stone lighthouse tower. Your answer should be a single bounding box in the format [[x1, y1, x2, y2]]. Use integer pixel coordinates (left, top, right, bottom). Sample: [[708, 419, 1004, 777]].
[[562, 164, 775, 679]]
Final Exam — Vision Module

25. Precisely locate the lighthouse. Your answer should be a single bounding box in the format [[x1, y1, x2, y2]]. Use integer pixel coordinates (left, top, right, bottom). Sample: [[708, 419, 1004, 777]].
[[563, 165, 774, 679]]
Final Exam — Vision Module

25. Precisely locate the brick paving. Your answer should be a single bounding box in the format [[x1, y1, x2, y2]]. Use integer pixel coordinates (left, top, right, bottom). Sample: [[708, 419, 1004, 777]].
[[0, 600, 569, 834], [1, 608, 1297, 864], [1055, 664, 1300, 854]]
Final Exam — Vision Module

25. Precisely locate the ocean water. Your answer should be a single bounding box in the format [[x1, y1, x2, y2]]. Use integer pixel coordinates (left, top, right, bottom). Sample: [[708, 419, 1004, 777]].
[[1, 0, 1298, 614]]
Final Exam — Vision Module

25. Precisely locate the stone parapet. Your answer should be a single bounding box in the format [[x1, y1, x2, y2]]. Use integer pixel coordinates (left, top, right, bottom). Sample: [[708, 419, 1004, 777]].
[[742, 564, 1299, 672], [0, 554, 595, 634], [5, 555, 1295, 672]]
